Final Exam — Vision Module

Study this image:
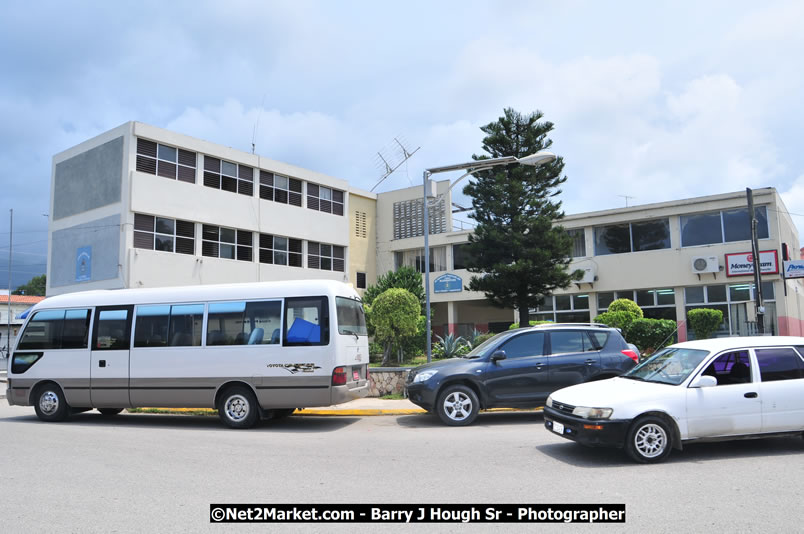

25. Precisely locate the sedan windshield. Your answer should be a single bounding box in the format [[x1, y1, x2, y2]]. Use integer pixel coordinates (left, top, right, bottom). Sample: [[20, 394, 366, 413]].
[[623, 347, 710, 385]]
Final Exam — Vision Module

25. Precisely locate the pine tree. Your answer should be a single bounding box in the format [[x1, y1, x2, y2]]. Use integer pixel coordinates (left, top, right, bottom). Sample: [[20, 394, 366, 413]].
[[463, 108, 581, 326]]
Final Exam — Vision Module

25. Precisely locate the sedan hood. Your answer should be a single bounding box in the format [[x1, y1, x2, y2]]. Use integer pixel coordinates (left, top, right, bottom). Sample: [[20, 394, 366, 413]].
[[550, 377, 677, 408]]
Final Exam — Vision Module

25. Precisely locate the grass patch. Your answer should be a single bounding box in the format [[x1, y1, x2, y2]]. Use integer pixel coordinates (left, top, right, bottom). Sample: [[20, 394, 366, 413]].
[[379, 393, 406, 400], [127, 407, 216, 416]]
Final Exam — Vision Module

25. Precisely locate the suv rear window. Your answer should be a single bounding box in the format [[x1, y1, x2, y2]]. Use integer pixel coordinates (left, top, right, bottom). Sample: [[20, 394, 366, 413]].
[[550, 330, 602, 354]]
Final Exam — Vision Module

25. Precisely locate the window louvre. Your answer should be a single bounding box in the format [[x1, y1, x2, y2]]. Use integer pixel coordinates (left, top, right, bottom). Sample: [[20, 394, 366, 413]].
[[308, 242, 345, 272], [133, 213, 194, 255], [356, 272, 366, 289], [393, 197, 445, 239], [258, 233, 302, 267], [136, 138, 196, 183], [203, 156, 253, 197], [307, 184, 343, 216]]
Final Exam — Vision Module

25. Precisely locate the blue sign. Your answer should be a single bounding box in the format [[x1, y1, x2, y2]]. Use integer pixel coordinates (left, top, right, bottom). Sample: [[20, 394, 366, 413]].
[[76, 246, 92, 282], [434, 273, 462, 293]]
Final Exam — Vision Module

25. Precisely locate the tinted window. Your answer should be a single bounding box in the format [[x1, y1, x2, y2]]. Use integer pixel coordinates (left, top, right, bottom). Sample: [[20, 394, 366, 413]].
[[681, 212, 722, 246], [284, 297, 329, 346], [702, 350, 751, 384], [207, 300, 282, 346], [587, 331, 609, 350], [135, 304, 204, 347], [18, 309, 90, 350], [594, 224, 631, 255], [549, 331, 588, 354], [756, 348, 804, 382], [95, 309, 131, 350], [336, 297, 367, 336], [723, 207, 769, 242], [498, 332, 545, 358]]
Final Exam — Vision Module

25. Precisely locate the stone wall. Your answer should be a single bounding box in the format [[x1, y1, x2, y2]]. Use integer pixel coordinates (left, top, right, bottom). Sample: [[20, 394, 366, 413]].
[[368, 368, 411, 397]]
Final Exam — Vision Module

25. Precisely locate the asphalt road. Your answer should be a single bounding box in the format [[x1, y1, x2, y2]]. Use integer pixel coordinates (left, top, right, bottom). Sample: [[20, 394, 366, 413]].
[[1, 403, 802, 533]]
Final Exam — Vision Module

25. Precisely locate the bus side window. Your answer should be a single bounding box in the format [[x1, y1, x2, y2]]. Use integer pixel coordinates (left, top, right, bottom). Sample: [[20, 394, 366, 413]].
[[94, 308, 132, 350], [284, 297, 329, 346]]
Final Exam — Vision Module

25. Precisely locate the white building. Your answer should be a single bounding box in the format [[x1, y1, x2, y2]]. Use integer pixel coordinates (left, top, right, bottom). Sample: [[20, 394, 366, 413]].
[[48, 122, 804, 342]]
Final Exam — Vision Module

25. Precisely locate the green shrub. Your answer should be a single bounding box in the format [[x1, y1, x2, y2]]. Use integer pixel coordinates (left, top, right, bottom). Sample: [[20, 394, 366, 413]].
[[471, 332, 496, 347], [626, 318, 677, 353], [607, 298, 644, 319], [687, 308, 724, 340], [434, 333, 469, 359], [508, 320, 553, 330], [593, 310, 636, 332]]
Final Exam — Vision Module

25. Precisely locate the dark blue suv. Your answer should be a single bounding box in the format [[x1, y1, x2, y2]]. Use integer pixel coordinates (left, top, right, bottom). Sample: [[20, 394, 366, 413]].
[[405, 324, 638, 426]]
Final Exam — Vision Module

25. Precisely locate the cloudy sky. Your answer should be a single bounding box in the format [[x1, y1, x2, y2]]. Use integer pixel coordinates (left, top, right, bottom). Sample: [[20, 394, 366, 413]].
[[2, 0, 803, 289]]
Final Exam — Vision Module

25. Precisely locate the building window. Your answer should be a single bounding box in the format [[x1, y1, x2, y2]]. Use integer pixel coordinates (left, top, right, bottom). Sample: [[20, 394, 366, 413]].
[[567, 228, 586, 257], [136, 138, 196, 183], [594, 219, 671, 256], [259, 234, 302, 267], [681, 207, 769, 247], [308, 242, 345, 272], [202, 225, 252, 261], [307, 184, 344, 215], [532, 294, 590, 323], [203, 156, 253, 196], [134, 214, 195, 255], [393, 197, 446, 240], [259, 171, 302, 206], [684, 282, 776, 338], [452, 243, 470, 270], [355, 211, 367, 238], [395, 246, 447, 273], [597, 289, 676, 320], [356, 272, 367, 289]]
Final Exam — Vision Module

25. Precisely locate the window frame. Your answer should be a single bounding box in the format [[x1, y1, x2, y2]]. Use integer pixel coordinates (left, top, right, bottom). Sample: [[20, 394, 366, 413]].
[[136, 138, 197, 183], [134, 214, 195, 255]]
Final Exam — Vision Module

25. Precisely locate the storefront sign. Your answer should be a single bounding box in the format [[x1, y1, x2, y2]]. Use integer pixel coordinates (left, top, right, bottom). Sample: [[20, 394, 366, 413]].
[[434, 273, 462, 293], [725, 250, 778, 277], [784, 260, 804, 279]]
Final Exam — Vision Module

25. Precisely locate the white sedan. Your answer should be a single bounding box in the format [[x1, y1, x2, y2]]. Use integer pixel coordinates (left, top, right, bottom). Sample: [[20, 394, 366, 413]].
[[543, 336, 804, 463]]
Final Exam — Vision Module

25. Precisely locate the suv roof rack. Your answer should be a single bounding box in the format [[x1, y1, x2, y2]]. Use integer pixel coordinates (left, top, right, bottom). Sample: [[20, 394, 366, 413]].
[[529, 322, 613, 329]]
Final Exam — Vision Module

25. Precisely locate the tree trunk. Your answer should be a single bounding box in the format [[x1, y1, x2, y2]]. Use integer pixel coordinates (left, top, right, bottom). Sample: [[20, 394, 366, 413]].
[[518, 295, 530, 328], [381, 342, 393, 367]]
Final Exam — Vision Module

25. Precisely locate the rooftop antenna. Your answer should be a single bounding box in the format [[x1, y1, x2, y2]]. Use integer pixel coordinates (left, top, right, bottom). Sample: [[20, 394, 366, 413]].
[[251, 94, 266, 154], [371, 137, 420, 192], [618, 195, 636, 207]]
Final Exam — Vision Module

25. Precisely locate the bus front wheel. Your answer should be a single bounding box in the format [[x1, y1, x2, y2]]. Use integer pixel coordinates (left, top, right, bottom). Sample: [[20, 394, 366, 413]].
[[33, 383, 70, 422], [218, 386, 260, 429]]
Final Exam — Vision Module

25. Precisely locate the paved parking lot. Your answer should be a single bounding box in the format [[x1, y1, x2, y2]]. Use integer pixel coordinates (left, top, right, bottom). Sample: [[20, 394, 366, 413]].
[[1, 402, 802, 532]]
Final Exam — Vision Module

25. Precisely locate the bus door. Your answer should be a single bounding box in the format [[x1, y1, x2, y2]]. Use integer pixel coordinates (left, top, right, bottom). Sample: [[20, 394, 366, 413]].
[[90, 306, 133, 407]]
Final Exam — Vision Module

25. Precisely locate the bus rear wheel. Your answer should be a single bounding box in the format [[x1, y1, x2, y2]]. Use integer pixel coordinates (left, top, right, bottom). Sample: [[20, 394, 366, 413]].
[[33, 383, 70, 422], [218, 386, 260, 429]]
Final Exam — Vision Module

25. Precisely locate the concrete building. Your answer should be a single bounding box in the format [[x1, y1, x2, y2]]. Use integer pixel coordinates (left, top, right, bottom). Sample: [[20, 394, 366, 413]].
[[48, 122, 804, 342]]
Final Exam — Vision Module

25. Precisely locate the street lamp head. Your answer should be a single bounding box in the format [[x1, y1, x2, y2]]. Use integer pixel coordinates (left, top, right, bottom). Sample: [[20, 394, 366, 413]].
[[516, 150, 556, 167]]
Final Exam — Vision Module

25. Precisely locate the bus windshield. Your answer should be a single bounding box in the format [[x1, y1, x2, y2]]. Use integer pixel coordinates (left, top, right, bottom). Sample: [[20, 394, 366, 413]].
[[336, 297, 367, 336]]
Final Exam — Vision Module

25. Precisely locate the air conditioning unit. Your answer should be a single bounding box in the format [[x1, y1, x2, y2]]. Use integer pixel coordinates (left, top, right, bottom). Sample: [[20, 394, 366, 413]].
[[691, 256, 719, 274], [577, 266, 597, 284]]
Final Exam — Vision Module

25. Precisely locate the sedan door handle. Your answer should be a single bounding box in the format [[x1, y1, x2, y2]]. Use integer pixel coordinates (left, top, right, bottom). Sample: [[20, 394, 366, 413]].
[[585, 359, 596, 364], [744, 392, 758, 398]]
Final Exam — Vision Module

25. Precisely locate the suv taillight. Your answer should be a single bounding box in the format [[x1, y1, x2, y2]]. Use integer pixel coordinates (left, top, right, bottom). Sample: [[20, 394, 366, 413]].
[[332, 366, 347, 386], [365, 365, 370, 381], [621, 349, 639, 363]]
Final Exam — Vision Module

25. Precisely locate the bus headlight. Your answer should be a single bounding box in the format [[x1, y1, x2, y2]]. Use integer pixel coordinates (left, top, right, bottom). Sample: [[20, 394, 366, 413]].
[[571, 406, 613, 420]]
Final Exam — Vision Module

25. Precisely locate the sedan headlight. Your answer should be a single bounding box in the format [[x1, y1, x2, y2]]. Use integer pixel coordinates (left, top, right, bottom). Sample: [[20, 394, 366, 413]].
[[546, 396, 553, 408], [571, 406, 613, 420], [413, 370, 439, 383]]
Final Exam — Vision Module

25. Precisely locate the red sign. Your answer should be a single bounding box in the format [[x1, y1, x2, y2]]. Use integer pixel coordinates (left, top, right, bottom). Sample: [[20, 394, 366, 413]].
[[725, 250, 779, 277]]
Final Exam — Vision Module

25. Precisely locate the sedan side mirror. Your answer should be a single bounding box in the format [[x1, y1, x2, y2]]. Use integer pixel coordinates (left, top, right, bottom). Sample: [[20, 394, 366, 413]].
[[491, 350, 506, 363], [689, 375, 717, 388]]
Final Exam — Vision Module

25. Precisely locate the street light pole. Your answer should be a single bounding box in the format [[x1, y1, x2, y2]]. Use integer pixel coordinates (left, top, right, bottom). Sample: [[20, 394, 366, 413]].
[[422, 151, 556, 362]]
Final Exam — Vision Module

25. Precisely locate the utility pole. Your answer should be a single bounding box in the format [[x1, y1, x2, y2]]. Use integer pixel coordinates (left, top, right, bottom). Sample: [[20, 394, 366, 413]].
[[6, 209, 12, 356], [746, 188, 764, 334]]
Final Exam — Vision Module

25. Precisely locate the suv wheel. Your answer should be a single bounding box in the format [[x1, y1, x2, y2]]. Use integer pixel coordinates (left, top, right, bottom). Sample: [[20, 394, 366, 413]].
[[436, 385, 479, 426]]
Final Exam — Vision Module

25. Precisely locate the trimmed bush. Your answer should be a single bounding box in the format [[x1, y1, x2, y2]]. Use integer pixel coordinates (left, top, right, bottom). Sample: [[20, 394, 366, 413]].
[[607, 298, 644, 319], [627, 318, 677, 353], [687, 308, 724, 340], [593, 310, 636, 332], [472, 332, 496, 346]]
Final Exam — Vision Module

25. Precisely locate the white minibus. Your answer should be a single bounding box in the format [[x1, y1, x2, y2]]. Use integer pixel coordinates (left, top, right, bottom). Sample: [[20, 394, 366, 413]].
[[6, 280, 369, 428]]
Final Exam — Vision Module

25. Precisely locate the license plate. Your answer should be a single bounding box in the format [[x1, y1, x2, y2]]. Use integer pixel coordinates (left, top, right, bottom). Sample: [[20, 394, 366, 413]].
[[353, 370, 360, 381], [552, 421, 565, 435]]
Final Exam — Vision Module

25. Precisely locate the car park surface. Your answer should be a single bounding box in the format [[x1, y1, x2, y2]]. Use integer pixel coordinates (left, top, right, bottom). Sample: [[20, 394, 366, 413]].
[[406, 324, 637, 426], [544, 336, 804, 463]]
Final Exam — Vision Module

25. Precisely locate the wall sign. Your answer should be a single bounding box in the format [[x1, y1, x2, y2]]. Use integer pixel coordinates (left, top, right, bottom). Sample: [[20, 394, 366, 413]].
[[75, 246, 92, 282], [434, 273, 462, 293], [725, 250, 778, 277], [783, 260, 804, 279]]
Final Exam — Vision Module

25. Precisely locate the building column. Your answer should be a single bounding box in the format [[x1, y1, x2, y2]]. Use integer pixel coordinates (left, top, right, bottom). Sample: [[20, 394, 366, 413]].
[[674, 287, 687, 341], [447, 301, 457, 335]]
